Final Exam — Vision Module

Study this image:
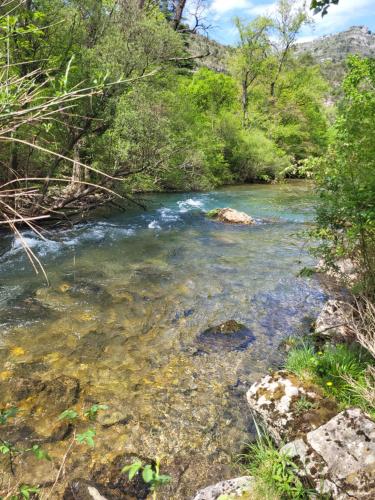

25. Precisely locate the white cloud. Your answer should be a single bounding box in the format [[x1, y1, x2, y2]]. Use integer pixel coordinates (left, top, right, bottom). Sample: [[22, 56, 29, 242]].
[[207, 0, 375, 44], [209, 0, 252, 14], [247, 2, 276, 17]]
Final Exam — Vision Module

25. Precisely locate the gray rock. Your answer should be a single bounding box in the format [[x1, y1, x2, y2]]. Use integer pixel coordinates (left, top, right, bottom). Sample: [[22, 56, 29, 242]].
[[246, 371, 338, 444], [193, 476, 254, 500], [317, 258, 358, 285], [281, 408, 375, 499], [315, 299, 352, 338]]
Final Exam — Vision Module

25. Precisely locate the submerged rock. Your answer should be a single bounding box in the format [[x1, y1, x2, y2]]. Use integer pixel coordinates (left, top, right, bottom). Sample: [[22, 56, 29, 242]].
[[193, 476, 254, 500], [282, 408, 375, 499], [197, 321, 254, 352], [92, 454, 153, 499], [206, 208, 255, 225], [246, 371, 338, 444], [0, 375, 80, 444], [63, 480, 109, 500], [205, 320, 246, 335]]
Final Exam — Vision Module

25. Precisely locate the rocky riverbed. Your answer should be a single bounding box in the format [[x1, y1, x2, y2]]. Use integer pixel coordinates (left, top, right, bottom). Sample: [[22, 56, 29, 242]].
[[0, 182, 329, 498]]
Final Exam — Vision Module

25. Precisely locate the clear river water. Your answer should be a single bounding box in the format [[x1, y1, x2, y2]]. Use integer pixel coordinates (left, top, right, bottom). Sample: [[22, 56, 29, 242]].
[[0, 181, 327, 498]]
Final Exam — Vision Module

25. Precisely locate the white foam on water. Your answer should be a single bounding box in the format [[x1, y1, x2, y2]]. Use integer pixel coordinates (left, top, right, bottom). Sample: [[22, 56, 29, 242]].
[[177, 198, 204, 213], [0, 222, 136, 263], [158, 207, 180, 222], [148, 220, 161, 230]]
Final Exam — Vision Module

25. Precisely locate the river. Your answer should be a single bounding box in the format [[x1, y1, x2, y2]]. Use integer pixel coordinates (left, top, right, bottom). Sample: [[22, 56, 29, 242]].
[[0, 181, 326, 498]]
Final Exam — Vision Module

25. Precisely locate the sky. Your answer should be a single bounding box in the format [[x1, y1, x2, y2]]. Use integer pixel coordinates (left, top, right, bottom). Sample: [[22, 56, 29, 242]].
[[190, 0, 375, 45]]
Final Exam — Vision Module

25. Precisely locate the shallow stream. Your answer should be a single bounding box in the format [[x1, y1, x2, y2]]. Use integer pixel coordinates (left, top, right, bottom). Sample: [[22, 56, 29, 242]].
[[0, 181, 326, 498]]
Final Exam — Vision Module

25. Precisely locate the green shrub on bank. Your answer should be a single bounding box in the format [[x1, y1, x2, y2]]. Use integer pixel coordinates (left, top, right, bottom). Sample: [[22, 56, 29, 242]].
[[285, 341, 375, 417], [311, 56, 375, 296]]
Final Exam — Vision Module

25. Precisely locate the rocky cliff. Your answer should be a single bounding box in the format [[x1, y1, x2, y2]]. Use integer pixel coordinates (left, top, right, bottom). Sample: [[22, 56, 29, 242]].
[[296, 26, 375, 64]]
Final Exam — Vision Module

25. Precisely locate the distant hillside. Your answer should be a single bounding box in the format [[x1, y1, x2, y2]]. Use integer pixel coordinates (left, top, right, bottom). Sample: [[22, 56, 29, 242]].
[[296, 26, 375, 63], [186, 34, 231, 73], [187, 26, 375, 90], [295, 26, 375, 90]]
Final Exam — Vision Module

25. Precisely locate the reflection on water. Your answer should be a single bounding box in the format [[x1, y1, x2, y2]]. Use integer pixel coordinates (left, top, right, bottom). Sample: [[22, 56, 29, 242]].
[[0, 181, 325, 497]]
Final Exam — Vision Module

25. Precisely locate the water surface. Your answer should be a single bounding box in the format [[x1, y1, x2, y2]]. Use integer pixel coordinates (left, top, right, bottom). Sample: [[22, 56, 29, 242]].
[[0, 181, 325, 497]]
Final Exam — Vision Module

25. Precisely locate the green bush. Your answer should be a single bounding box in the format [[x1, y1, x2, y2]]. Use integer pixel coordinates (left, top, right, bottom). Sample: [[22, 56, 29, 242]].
[[218, 113, 291, 182], [312, 56, 375, 296], [285, 341, 374, 416]]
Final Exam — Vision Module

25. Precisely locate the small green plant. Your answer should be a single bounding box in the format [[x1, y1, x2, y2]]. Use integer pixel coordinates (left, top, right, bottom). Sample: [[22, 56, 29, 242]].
[[0, 440, 13, 455], [241, 426, 313, 499], [28, 444, 51, 461], [0, 407, 18, 425], [285, 342, 316, 377], [84, 404, 109, 421], [294, 396, 316, 415], [76, 428, 96, 447], [122, 458, 171, 499], [17, 484, 40, 499], [298, 267, 315, 278], [58, 409, 79, 421]]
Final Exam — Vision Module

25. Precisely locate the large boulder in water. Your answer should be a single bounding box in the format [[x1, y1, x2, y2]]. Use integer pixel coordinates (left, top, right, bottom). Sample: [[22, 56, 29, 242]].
[[206, 208, 255, 225]]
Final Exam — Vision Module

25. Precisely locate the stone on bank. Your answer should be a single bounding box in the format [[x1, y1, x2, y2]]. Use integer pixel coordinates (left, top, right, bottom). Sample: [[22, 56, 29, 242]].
[[193, 476, 254, 500]]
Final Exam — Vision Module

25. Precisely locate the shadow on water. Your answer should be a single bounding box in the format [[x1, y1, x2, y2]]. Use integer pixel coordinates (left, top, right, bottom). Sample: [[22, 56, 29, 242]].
[[0, 181, 326, 497]]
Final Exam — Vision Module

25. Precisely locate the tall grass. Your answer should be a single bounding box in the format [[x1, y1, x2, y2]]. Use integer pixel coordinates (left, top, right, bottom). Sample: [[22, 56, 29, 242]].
[[285, 342, 375, 417]]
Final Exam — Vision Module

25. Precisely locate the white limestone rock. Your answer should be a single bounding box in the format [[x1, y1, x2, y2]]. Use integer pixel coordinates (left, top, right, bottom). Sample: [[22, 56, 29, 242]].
[[246, 371, 338, 444], [193, 476, 254, 500], [281, 408, 375, 499]]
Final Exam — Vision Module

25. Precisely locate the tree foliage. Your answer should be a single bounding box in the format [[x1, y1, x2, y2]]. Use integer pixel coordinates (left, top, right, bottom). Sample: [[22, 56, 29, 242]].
[[0, 0, 330, 237], [312, 56, 375, 295]]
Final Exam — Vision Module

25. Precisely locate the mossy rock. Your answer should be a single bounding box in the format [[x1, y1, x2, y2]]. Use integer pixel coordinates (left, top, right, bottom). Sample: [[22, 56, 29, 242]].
[[206, 208, 221, 219], [247, 371, 339, 444]]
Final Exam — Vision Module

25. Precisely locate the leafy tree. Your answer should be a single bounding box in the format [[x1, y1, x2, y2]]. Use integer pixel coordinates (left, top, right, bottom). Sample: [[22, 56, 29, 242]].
[[231, 16, 272, 125], [313, 56, 375, 295], [269, 0, 310, 97], [186, 68, 237, 112]]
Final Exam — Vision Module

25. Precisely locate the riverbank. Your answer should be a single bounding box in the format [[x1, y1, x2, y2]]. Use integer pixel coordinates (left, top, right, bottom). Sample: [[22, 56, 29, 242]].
[[193, 265, 375, 500]]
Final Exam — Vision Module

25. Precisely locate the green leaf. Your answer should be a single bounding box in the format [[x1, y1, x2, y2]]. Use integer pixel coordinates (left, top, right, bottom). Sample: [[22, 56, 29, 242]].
[[156, 474, 171, 485], [58, 409, 78, 421], [142, 465, 154, 483], [31, 445, 51, 461], [76, 428, 96, 447], [0, 442, 11, 454], [0, 407, 18, 425], [125, 461, 142, 480], [19, 485, 40, 499], [84, 404, 109, 421]]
